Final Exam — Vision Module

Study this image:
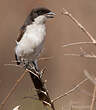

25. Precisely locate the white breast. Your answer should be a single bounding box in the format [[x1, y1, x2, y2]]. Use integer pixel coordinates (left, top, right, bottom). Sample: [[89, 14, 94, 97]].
[[15, 23, 46, 60]]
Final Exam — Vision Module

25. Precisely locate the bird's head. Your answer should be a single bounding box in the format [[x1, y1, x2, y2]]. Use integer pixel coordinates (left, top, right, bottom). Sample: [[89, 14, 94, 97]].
[[25, 7, 56, 25]]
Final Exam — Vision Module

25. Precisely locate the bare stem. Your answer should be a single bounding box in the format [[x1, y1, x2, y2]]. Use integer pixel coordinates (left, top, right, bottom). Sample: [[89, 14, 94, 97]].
[[62, 42, 94, 48], [0, 70, 27, 110], [52, 78, 88, 103], [64, 53, 96, 59], [62, 8, 96, 44], [84, 70, 96, 110], [84, 70, 96, 85], [90, 86, 96, 110]]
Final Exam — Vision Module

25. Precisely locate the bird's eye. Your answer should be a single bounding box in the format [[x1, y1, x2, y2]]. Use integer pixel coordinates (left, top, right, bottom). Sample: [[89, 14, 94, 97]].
[[39, 11, 42, 14]]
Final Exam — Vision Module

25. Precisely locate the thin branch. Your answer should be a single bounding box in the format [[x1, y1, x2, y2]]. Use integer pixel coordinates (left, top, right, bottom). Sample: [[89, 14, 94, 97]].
[[23, 96, 38, 100], [4, 63, 39, 78], [38, 56, 55, 61], [4, 63, 22, 68], [40, 67, 48, 77], [84, 70, 96, 85], [64, 53, 96, 59], [0, 70, 27, 109], [84, 70, 96, 110], [64, 47, 96, 59], [64, 53, 81, 57], [61, 8, 96, 110], [62, 42, 93, 48], [52, 78, 88, 103], [62, 8, 96, 44], [26, 68, 39, 78], [90, 86, 96, 110]]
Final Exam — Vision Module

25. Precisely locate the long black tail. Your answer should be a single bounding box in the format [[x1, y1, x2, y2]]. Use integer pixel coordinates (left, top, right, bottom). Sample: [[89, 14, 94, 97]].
[[29, 71, 51, 103]]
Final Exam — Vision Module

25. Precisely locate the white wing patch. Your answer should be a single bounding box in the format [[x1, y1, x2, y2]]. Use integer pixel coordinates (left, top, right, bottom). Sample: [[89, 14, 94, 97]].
[[13, 105, 21, 110]]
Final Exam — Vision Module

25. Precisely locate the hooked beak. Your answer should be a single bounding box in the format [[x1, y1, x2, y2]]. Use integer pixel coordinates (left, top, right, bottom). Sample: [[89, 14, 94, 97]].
[[46, 12, 56, 18]]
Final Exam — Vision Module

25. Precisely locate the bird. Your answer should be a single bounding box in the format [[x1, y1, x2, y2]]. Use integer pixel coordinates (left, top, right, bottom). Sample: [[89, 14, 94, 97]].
[[15, 7, 55, 71]]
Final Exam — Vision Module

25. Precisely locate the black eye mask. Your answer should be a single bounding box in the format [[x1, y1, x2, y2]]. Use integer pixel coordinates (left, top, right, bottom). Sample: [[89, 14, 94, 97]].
[[23, 7, 52, 27]]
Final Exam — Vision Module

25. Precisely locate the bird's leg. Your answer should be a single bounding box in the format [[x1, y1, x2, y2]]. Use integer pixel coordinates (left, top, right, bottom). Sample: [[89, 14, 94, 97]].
[[32, 60, 40, 72]]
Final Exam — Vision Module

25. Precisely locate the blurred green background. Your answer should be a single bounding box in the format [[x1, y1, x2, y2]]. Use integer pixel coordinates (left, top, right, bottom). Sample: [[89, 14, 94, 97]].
[[0, 0, 96, 110]]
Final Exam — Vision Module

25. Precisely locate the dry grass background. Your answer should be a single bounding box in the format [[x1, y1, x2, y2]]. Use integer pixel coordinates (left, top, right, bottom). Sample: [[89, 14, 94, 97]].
[[0, 0, 96, 110]]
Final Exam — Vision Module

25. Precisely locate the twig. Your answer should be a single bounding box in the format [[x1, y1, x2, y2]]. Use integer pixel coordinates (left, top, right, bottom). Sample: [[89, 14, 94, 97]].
[[0, 70, 27, 109], [64, 53, 81, 57], [62, 8, 96, 44], [62, 41, 93, 48], [26, 68, 39, 78], [81, 88, 96, 110], [64, 53, 96, 59], [64, 47, 96, 59], [90, 86, 96, 110], [84, 70, 96, 110], [84, 70, 96, 85], [38, 56, 55, 61], [61, 8, 96, 110], [40, 66, 48, 77], [52, 78, 88, 103], [23, 96, 38, 100], [4, 63, 22, 68]]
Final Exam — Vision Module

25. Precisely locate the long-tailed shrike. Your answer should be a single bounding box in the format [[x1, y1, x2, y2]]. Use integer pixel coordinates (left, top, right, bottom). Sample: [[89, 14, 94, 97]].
[[15, 7, 55, 71]]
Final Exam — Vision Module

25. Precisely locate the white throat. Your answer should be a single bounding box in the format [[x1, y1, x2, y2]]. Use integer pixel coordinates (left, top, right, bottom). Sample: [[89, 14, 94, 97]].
[[34, 15, 47, 24]]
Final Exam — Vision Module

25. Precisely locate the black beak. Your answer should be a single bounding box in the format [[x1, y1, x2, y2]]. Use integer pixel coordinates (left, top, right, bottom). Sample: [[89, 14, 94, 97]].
[[46, 12, 56, 18]]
